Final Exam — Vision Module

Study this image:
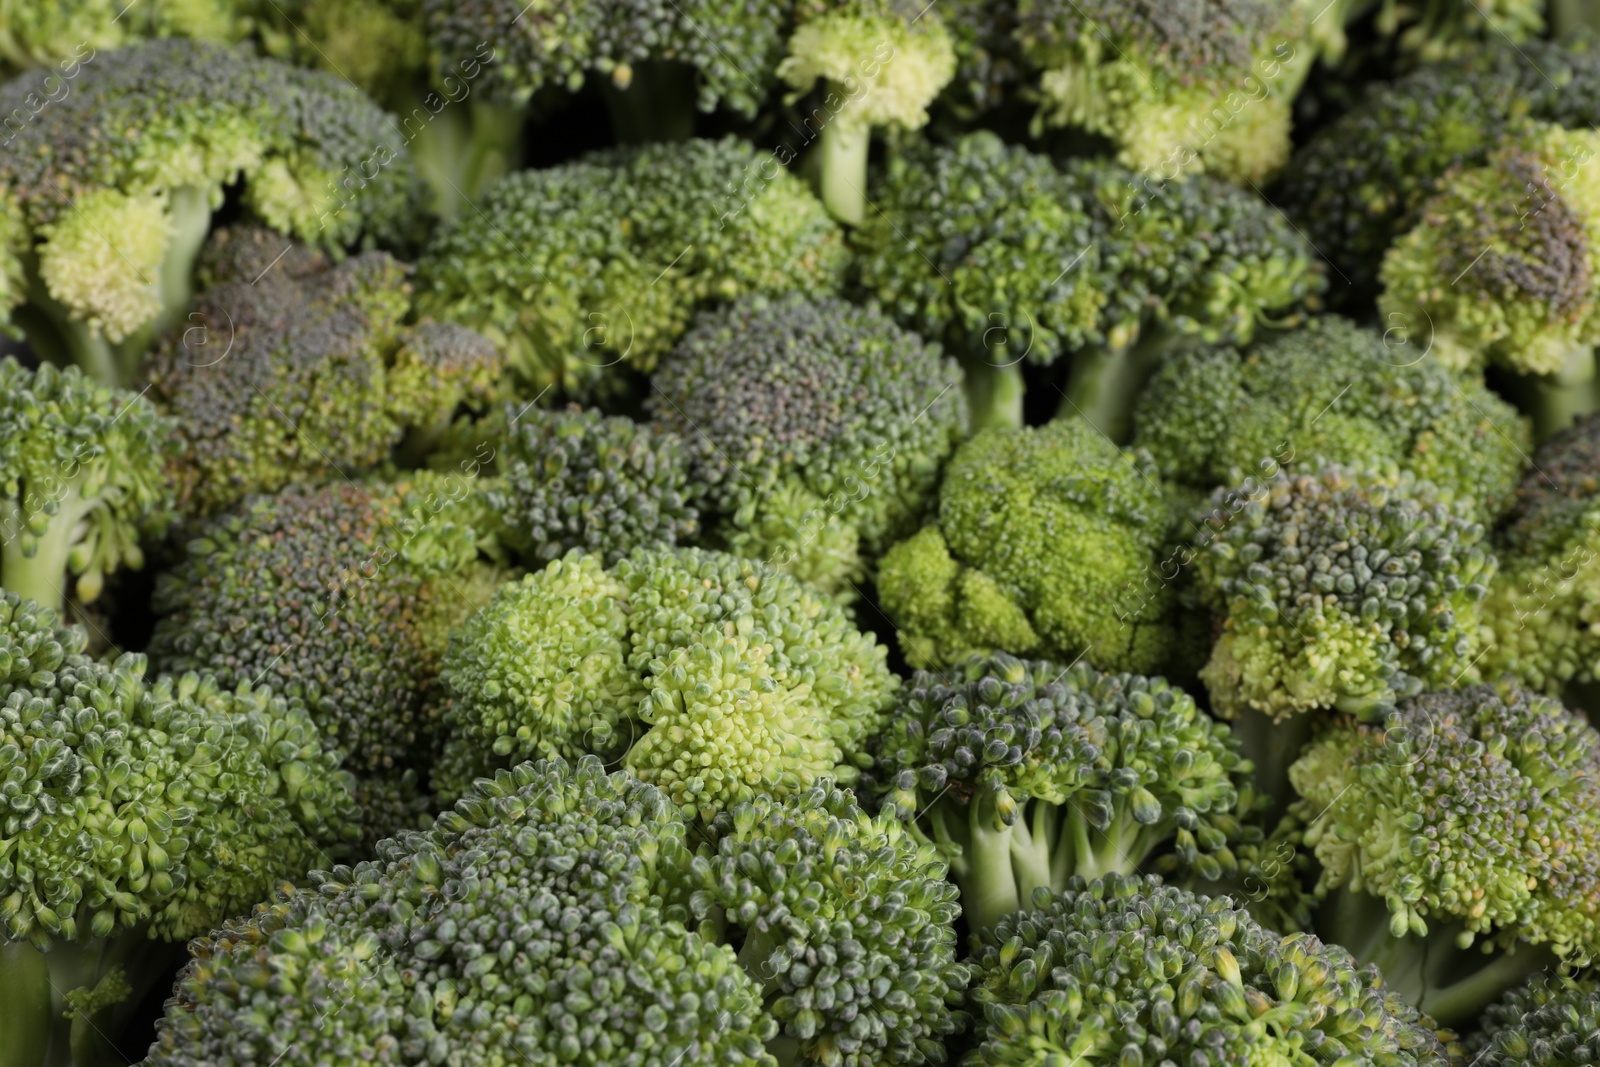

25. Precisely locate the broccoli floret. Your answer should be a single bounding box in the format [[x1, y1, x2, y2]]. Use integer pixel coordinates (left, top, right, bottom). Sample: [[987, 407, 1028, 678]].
[[876, 419, 1186, 675], [778, 0, 956, 225], [866, 653, 1257, 935], [1016, 1, 1311, 184], [485, 404, 699, 568], [1471, 974, 1600, 1066], [0, 2, 250, 77], [415, 137, 848, 396], [0, 358, 176, 615], [150, 755, 968, 1067], [436, 546, 898, 817], [141, 227, 505, 517], [1312, 0, 1544, 64], [0, 591, 355, 1066], [1288, 682, 1600, 1024], [0, 40, 423, 387], [647, 294, 967, 595], [939, 0, 1025, 116], [968, 873, 1453, 1067], [1194, 465, 1495, 723], [1130, 316, 1531, 523]]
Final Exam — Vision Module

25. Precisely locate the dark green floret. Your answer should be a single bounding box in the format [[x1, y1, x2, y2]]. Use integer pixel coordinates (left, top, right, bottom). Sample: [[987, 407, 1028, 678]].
[[1471, 974, 1600, 1067]]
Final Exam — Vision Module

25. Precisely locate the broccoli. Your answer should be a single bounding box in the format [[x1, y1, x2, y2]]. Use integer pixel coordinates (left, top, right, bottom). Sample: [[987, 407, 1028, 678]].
[[1193, 465, 1495, 725], [777, 1, 956, 226], [852, 132, 1323, 432], [485, 403, 699, 568], [866, 653, 1257, 935], [415, 137, 849, 396], [1015, 0, 1312, 184], [1130, 316, 1532, 524], [647, 294, 967, 595], [1471, 974, 1600, 1066], [967, 873, 1453, 1067], [0, 591, 355, 1067], [149, 755, 969, 1067], [938, 0, 1025, 117], [435, 546, 898, 817], [875, 418, 1191, 676], [1287, 682, 1600, 1024], [141, 227, 506, 517], [0, 2, 249, 77], [1311, 0, 1544, 64], [0, 358, 176, 616]]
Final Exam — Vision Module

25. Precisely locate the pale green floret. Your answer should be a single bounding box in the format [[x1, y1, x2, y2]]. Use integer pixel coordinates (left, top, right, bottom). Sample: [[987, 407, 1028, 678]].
[[34, 189, 172, 346], [0, 0, 250, 75]]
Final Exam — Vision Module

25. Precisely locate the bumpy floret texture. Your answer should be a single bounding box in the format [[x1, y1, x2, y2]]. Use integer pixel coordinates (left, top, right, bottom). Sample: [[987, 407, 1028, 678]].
[[967, 873, 1452, 1067], [415, 137, 847, 393], [779, 0, 957, 132], [1131, 316, 1530, 522], [876, 419, 1180, 674], [648, 294, 966, 593], [1289, 682, 1600, 961], [0, 2, 249, 75], [1195, 466, 1495, 720], [1471, 975, 1600, 1067]]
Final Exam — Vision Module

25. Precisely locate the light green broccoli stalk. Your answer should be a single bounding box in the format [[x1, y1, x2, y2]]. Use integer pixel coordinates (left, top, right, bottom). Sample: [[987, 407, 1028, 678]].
[[1470, 974, 1600, 1066], [0, 41, 422, 389], [1288, 682, 1600, 1025], [1016, 0, 1312, 184], [777, 0, 956, 225], [435, 546, 898, 817], [876, 418, 1193, 676], [1130, 316, 1532, 525], [0, 591, 357, 1067], [415, 137, 848, 396], [967, 873, 1455, 1067], [865, 653, 1258, 936], [1379, 123, 1600, 438], [0, 358, 175, 615], [0, 0, 250, 76], [647, 294, 967, 595]]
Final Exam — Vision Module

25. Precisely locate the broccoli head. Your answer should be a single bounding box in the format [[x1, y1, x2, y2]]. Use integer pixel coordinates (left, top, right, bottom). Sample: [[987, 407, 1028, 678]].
[[1194, 465, 1495, 722], [415, 137, 848, 396], [876, 418, 1185, 675], [436, 546, 898, 817], [0, 40, 422, 387], [967, 873, 1453, 1067], [1288, 682, 1600, 1023], [1130, 316, 1531, 523], [0, 2, 249, 77], [0, 357, 176, 615], [866, 653, 1258, 935], [1471, 974, 1600, 1067], [647, 294, 967, 595]]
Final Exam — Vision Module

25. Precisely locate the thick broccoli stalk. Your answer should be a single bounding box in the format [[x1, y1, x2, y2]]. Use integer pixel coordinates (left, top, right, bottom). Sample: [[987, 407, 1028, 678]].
[[648, 294, 967, 595], [1194, 465, 1495, 727], [0, 592, 356, 1067], [967, 873, 1454, 1067], [0, 41, 422, 387], [867, 654, 1258, 936], [1130, 316, 1532, 524], [0, 359, 175, 615], [778, 0, 956, 225], [415, 138, 848, 396], [1471, 973, 1600, 1066], [877, 419, 1190, 675], [1288, 683, 1600, 1024]]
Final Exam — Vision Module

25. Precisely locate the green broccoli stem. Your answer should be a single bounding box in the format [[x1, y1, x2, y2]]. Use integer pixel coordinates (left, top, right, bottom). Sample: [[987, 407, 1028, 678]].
[[410, 100, 525, 220], [815, 114, 869, 227], [0, 488, 87, 616], [960, 795, 1022, 937], [1501, 343, 1597, 443], [597, 61, 698, 145], [1056, 329, 1174, 444], [0, 941, 53, 1067], [1057, 801, 1149, 881], [1553, 0, 1600, 35], [1228, 707, 1316, 815], [961, 356, 1025, 432]]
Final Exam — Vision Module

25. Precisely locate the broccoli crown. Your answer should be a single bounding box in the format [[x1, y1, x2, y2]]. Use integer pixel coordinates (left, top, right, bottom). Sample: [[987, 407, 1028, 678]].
[[876, 419, 1180, 675], [1017, 0, 1305, 182], [647, 294, 966, 590], [1472, 975, 1600, 1067], [151, 755, 966, 1067], [0, 357, 176, 605], [438, 546, 898, 817], [967, 873, 1451, 1067], [1130, 316, 1530, 522], [149, 476, 496, 773], [0, 0, 250, 76], [1379, 123, 1600, 376], [1289, 682, 1600, 961], [1195, 466, 1495, 720], [852, 133, 1322, 369], [485, 404, 699, 568], [0, 40, 420, 341], [0, 591, 355, 950], [257, 0, 428, 106], [425, 0, 787, 117], [779, 0, 957, 132], [415, 137, 847, 393]]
